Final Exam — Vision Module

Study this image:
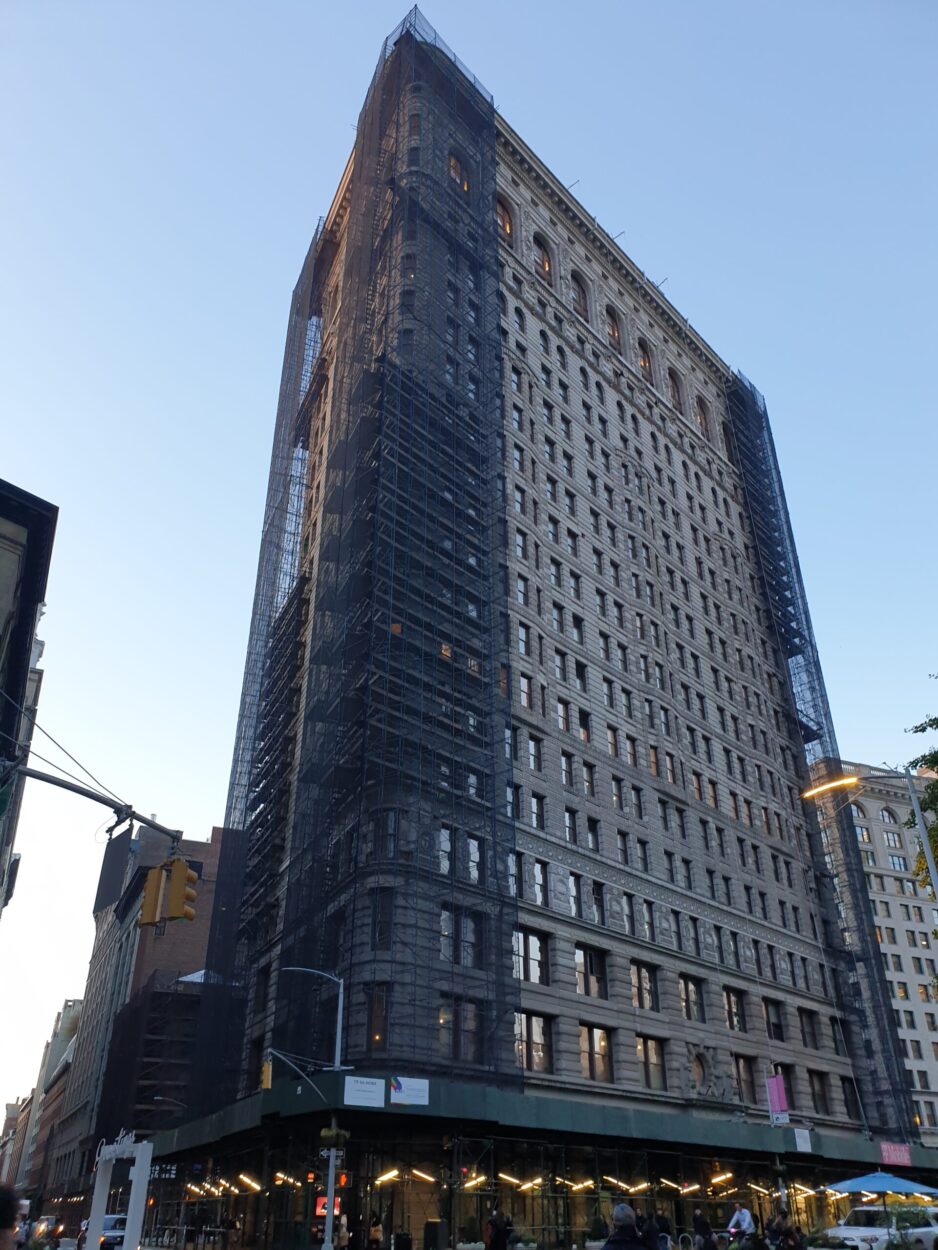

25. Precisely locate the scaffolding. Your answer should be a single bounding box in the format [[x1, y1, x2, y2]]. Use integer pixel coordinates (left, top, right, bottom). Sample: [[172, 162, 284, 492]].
[[725, 374, 916, 1138], [221, 9, 521, 1089]]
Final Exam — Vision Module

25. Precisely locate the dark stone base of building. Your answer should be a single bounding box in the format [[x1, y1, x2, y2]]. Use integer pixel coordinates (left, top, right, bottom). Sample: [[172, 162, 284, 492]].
[[145, 1074, 938, 1250]]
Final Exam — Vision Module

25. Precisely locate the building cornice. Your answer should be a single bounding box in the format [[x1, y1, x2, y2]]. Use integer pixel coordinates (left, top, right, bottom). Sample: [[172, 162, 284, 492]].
[[494, 118, 731, 388]]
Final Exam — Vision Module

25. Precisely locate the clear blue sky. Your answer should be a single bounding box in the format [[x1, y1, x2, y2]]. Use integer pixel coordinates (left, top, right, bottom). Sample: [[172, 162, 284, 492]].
[[1, 0, 935, 1097]]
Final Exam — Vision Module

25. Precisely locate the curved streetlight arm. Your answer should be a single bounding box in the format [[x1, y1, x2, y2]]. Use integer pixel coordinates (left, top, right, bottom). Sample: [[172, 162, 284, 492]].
[[804, 768, 938, 901]]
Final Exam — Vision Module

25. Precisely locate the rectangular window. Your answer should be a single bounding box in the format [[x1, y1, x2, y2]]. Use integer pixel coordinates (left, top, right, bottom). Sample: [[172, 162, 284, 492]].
[[808, 1068, 831, 1116], [365, 983, 390, 1054], [568, 872, 582, 918], [636, 1035, 667, 1090], [533, 859, 547, 907], [763, 998, 785, 1042], [579, 1024, 613, 1082], [513, 928, 549, 984], [733, 1053, 757, 1104], [438, 824, 453, 875], [679, 974, 706, 1022], [575, 945, 608, 998], [724, 987, 747, 1032], [438, 995, 482, 1063], [799, 1008, 820, 1049], [371, 888, 393, 950], [515, 1012, 552, 1072], [631, 960, 659, 1010], [440, 905, 483, 967]]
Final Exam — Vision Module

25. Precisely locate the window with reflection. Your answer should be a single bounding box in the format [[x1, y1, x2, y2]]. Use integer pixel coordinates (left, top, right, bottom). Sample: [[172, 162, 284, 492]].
[[637, 337, 653, 384], [496, 197, 513, 242], [533, 235, 552, 284], [606, 306, 621, 352], [571, 273, 589, 321], [668, 367, 683, 413]]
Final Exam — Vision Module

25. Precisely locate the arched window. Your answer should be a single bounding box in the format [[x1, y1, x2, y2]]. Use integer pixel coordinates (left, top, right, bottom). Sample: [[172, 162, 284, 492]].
[[539, 330, 550, 356], [850, 803, 866, 821], [533, 235, 552, 285], [606, 306, 621, 352], [880, 807, 898, 825], [637, 337, 653, 385], [667, 368, 684, 414], [595, 380, 605, 406], [579, 366, 589, 390], [496, 197, 513, 243], [498, 291, 507, 317], [571, 273, 589, 322], [695, 396, 711, 439], [556, 344, 567, 371], [514, 307, 525, 333], [448, 152, 469, 193]]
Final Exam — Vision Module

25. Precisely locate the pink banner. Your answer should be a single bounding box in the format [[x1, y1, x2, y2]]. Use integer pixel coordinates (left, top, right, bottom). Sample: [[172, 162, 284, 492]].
[[766, 1074, 789, 1114], [880, 1142, 912, 1167]]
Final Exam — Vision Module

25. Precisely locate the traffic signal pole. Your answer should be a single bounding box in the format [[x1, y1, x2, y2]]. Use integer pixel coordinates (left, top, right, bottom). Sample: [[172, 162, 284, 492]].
[[15, 765, 184, 847]]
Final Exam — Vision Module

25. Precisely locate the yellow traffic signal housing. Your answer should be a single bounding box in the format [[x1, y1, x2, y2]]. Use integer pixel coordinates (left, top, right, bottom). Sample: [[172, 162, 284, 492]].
[[165, 857, 197, 922], [138, 865, 165, 927], [260, 1057, 272, 1090]]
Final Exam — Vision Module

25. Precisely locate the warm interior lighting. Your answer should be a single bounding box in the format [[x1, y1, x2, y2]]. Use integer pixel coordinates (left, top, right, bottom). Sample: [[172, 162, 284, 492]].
[[572, 1181, 594, 1191], [660, 1179, 681, 1190], [463, 1175, 487, 1189], [238, 1174, 261, 1192], [794, 1185, 817, 1197], [750, 1185, 769, 1196], [712, 1172, 734, 1184], [186, 1185, 202, 1195], [376, 1169, 400, 1185], [630, 1182, 650, 1193], [802, 776, 860, 799], [519, 1177, 543, 1192], [682, 1184, 701, 1194], [602, 1176, 627, 1188], [412, 1170, 436, 1183], [498, 1172, 521, 1185]]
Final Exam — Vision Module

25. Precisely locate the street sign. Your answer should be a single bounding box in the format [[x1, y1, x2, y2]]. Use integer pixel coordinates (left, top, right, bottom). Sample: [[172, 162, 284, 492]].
[[319, 1148, 345, 1161]]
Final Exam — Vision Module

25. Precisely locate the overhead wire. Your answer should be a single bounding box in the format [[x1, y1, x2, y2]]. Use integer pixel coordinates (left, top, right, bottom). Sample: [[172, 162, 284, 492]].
[[0, 687, 125, 804], [0, 726, 121, 799]]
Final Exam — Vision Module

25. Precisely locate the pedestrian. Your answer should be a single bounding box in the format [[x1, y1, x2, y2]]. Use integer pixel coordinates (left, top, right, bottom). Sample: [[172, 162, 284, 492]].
[[601, 1205, 645, 1250], [367, 1216, 383, 1250], [655, 1210, 672, 1250], [486, 1211, 511, 1250], [641, 1214, 659, 1250], [727, 1206, 755, 1242], [692, 1208, 714, 1250]]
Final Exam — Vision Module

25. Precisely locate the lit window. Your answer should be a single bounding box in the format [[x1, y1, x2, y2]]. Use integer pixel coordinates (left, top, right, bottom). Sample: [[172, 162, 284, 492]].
[[695, 396, 710, 439], [448, 152, 469, 193], [637, 338, 653, 385], [571, 274, 589, 322], [496, 197, 513, 242], [533, 235, 552, 284], [606, 306, 621, 352]]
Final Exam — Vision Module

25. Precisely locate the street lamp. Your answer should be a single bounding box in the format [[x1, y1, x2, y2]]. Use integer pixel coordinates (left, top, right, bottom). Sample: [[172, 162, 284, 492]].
[[802, 767, 938, 902], [275, 966, 346, 1250]]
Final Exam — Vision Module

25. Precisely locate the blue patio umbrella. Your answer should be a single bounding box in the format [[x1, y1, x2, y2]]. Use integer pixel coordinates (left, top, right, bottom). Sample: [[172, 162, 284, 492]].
[[827, 1172, 938, 1196]]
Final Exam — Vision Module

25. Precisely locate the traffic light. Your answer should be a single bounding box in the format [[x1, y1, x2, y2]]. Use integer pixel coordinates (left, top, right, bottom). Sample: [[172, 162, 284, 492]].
[[139, 865, 165, 927], [260, 1056, 272, 1090], [165, 857, 197, 921]]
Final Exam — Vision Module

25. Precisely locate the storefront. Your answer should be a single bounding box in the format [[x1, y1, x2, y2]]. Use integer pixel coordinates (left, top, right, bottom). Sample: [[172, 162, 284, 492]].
[[149, 1074, 938, 1250]]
